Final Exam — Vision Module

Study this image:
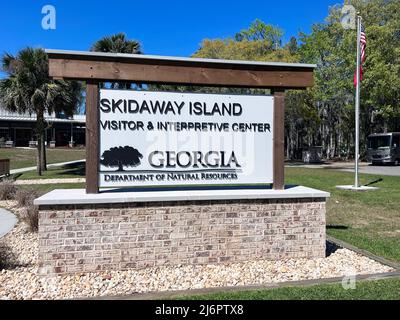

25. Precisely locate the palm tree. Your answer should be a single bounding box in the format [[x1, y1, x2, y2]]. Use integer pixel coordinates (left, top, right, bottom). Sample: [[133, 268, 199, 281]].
[[91, 32, 142, 54], [91, 33, 142, 89], [0, 48, 82, 175]]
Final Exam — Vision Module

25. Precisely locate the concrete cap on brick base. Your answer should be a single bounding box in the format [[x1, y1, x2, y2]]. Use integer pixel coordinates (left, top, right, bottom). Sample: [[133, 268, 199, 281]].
[[34, 186, 330, 206]]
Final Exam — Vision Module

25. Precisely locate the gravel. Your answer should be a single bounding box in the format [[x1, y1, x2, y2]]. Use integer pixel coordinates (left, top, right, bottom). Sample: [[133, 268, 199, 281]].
[[0, 200, 395, 300]]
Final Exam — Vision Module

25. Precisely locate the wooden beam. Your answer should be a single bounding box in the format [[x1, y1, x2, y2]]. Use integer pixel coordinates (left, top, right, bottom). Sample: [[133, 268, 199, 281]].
[[85, 80, 100, 194], [273, 89, 285, 190], [48, 58, 314, 89]]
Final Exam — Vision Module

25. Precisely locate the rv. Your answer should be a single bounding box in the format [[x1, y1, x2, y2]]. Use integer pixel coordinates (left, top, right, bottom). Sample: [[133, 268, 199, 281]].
[[367, 133, 400, 165]]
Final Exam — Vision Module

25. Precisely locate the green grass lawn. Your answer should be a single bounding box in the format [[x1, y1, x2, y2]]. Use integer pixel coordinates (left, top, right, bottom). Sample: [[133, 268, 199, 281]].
[[178, 167, 400, 301], [286, 167, 400, 263], [18, 161, 85, 180], [19, 183, 85, 195], [0, 148, 85, 169], [176, 277, 400, 300]]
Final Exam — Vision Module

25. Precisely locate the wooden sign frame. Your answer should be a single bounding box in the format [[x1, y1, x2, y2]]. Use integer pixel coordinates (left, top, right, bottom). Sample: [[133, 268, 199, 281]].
[[46, 50, 315, 194]]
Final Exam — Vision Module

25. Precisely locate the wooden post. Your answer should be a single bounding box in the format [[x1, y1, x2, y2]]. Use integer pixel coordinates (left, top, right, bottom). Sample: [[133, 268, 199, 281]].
[[86, 80, 100, 194], [273, 89, 285, 190]]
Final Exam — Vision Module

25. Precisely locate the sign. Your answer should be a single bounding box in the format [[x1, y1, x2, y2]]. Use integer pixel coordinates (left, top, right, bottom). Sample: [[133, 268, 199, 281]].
[[99, 89, 274, 188]]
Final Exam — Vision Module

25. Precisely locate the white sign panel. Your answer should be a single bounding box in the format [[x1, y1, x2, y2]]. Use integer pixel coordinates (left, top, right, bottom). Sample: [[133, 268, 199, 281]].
[[99, 89, 274, 188]]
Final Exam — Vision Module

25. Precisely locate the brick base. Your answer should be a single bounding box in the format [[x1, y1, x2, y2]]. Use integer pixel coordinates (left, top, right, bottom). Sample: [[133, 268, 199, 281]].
[[38, 198, 326, 275]]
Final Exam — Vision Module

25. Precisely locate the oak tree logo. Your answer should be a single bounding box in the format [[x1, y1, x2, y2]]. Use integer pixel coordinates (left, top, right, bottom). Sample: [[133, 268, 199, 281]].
[[100, 146, 143, 171]]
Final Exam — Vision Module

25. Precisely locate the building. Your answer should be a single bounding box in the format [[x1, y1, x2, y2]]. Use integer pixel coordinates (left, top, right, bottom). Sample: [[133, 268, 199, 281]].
[[0, 109, 86, 147]]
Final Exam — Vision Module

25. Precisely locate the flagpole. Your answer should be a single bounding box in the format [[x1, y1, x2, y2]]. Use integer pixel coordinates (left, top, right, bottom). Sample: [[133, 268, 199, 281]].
[[355, 14, 361, 189], [337, 13, 377, 192]]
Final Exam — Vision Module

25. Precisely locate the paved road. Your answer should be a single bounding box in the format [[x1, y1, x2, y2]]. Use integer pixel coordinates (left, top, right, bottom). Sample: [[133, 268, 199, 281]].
[[0, 208, 17, 238], [10, 159, 85, 175], [287, 162, 400, 177], [340, 164, 400, 176]]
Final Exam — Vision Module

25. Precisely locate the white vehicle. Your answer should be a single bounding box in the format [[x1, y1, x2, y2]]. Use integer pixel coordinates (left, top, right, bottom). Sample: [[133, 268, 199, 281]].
[[367, 133, 400, 165]]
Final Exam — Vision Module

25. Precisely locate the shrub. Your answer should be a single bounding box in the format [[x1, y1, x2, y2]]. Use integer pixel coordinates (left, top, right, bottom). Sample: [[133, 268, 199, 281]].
[[22, 205, 39, 233], [15, 188, 39, 207], [0, 180, 17, 200]]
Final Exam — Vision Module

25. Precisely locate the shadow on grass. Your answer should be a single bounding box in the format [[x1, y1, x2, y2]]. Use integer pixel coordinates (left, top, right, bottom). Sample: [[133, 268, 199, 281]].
[[58, 161, 85, 177], [327, 225, 349, 230]]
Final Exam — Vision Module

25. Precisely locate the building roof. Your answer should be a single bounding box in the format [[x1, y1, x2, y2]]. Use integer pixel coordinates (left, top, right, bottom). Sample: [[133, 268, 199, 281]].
[[0, 109, 85, 124]]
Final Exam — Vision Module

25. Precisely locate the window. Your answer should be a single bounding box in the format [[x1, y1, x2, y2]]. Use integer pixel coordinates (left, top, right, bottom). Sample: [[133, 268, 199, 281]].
[[368, 136, 391, 149]]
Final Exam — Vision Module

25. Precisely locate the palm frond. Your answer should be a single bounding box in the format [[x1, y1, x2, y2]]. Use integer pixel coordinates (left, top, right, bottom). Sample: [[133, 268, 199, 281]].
[[91, 32, 142, 54], [0, 47, 82, 117], [1, 53, 17, 73]]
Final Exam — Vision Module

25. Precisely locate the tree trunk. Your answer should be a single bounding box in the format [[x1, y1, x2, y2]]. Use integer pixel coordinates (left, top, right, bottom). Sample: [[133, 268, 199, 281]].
[[44, 140, 47, 170], [286, 135, 290, 160], [36, 111, 46, 176], [117, 161, 124, 171], [40, 137, 47, 172], [36, 136, 42, 176]]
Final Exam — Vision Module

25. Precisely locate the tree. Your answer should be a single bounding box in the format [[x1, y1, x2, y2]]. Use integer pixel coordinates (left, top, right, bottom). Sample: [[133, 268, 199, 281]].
[[285, 90, 321, 159], [297, 8, 356, 159], [354, 0, 400, 134], [91, 33, 142, 89], [193, 20, 296, 63], [90, 32, 142, 54], [287, 37, 298, 55], [235, 19, 283, 50], [191, 2, 400, 161], [100, 146, 143, 171], [297, 0, 400, 159], [0, 48, 83, 175], [193, 38, 298, 63]]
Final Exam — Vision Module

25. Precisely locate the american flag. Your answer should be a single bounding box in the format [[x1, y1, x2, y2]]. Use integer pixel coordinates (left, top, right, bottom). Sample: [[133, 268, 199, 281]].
[[354, 23, 367, 86]]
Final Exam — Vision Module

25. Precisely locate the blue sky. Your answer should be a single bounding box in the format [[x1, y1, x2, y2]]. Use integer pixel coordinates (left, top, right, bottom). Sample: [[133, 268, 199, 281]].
[[0, 0, 342, 58]]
